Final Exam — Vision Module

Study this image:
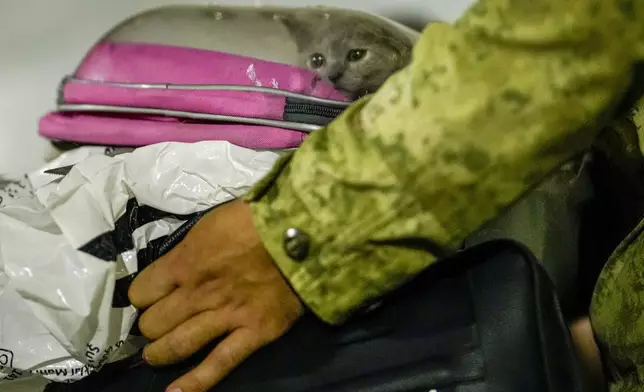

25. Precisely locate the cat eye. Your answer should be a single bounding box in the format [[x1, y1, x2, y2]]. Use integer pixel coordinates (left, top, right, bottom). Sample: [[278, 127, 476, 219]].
[[347, 49, 367, 62], [309, 53, 326, 68]]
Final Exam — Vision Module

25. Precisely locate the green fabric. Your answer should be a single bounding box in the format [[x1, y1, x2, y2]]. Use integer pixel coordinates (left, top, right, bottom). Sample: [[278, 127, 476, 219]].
[[590, 106, 644, 390], [246, 0, 644, 389]]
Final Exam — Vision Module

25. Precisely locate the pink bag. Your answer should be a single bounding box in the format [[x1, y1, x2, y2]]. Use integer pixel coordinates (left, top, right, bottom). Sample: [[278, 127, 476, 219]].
[[38, 5, 417, 150], [40, 42, 350, 149]]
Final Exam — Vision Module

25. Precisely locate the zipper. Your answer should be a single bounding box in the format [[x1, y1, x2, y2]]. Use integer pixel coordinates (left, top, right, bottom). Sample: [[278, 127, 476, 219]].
[[283, 102, 344, 118], [283, 97, 347, 126]]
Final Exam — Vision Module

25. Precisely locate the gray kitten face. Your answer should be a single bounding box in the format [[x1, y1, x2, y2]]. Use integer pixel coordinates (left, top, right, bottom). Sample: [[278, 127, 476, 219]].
[[280, 14, 412, 99]]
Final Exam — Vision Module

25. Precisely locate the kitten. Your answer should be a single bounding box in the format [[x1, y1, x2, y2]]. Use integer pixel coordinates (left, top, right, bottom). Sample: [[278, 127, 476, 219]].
[[274, 11, 413, 99]]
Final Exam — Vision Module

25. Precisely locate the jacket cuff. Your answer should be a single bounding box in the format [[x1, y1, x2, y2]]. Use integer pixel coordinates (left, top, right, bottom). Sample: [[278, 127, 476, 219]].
[[244, 136, 436, 325]]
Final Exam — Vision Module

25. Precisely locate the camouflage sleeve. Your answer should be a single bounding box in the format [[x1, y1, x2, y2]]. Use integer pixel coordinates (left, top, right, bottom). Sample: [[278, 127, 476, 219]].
[[245, 0, 643, 324]]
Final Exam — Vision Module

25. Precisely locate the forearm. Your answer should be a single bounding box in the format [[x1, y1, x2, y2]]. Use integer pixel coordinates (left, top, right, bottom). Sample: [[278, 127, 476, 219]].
[[247, 0, 641, 324]]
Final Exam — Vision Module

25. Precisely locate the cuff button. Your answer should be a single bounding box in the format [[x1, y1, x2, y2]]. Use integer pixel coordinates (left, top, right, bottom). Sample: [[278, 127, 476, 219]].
[[284, 227, 310, 261]]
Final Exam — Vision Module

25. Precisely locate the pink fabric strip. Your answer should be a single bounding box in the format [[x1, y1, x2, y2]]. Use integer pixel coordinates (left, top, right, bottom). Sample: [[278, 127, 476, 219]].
[[39, 112, 306, 149], [63, 83, 288, 120], [76, 42, 345, 97]]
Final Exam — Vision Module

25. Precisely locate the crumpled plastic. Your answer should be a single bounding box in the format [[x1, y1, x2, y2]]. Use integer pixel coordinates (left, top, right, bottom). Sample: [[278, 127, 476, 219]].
[[0, 141, 279, 385]]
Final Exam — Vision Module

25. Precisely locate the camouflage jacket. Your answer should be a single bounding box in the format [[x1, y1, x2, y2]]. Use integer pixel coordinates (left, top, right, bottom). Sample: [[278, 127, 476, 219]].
[[246, 0, 644, 389]]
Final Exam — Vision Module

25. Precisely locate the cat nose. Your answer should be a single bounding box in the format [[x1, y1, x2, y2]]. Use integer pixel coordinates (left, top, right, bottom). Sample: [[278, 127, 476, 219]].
[[328, 72, 344, 83]]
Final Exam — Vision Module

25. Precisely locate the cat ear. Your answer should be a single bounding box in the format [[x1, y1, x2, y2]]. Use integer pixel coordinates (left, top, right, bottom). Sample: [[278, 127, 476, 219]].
[[257, 10, 308, 46], [278, 16, 314, 49], [259, 9, 326, 49]]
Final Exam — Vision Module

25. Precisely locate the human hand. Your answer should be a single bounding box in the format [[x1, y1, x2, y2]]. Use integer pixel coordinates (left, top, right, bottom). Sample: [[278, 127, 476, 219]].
[[570, 317, 605, 392], [128, 199, 304, 392]]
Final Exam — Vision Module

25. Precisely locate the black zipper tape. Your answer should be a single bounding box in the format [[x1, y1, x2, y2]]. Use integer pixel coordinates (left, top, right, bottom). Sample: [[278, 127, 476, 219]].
[[283, 97, 346, 126]]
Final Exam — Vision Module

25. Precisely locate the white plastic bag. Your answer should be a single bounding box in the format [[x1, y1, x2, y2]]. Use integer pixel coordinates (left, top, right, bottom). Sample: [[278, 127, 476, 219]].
[[0, 141, 279, 385]]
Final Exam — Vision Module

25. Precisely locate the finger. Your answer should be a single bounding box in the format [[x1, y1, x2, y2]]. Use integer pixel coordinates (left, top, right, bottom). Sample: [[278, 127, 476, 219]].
[[138, 283, 227, 340], [166, 328, 265, 392], [128, 249, 181, 309], [144, 310, 231, 366], [138, 286, 195, 340]]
